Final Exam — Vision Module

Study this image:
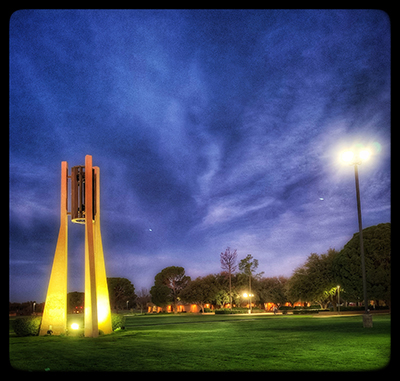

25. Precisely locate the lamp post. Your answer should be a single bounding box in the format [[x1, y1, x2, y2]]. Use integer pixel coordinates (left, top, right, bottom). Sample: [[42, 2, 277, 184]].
[[341, 148, 372, 328], [337, 285, 340, 315], [243, 293, 254, 314]]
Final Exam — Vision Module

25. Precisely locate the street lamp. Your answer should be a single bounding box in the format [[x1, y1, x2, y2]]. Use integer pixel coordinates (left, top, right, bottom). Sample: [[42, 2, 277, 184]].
[[337, 285, 340, 315], [243, 293, 254, 314], [341, 147, 372, 328]]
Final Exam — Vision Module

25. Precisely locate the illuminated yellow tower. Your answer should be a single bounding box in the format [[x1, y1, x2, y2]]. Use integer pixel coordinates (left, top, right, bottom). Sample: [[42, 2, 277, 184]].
[[39, 155, 112, 337]]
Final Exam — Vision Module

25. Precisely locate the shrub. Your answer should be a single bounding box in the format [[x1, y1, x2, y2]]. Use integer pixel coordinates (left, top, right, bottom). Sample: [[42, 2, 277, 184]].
[[12, 316, 42, 336], [111, 313, 126, 331], [215, 308, 251, 314], [292, 309, 319, 315], [215, 309, 233, 314]]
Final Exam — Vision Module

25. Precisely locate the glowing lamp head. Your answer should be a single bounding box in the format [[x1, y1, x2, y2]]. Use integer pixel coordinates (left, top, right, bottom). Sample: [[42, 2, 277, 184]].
[[71, 323, 79, 330], [243, 293, 248, 298], [341, 148, 372, 165], [341, 151, 354, 163]]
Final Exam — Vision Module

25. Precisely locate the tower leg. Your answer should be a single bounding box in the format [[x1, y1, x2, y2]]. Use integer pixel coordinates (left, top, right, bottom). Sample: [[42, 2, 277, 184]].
[[84, 155, 99, 337], [93, 166, 113, 334], [39, 162, 68, 335]]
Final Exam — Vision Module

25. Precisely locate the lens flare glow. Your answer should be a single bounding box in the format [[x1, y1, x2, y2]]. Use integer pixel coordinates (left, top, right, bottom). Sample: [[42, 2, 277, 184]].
[[359, 149, 371, 161]]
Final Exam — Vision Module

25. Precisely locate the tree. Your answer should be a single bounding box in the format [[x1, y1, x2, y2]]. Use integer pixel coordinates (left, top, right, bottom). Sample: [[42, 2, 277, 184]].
[[238, 254, 263, 311], [334, 223, 390, 307], [220, 247, 237, 310], [212, 272, 241, 307], [287, 249, 340, 309], [150, 266, 190, 313], [215, 290, 230, 308], [259, 276, 289, 308], [135, 288, 151, 314], [107, 277, 136, 311], [238, 254, 264, 278], [149, 283, 171, 307], [180, 275, 218, 312]]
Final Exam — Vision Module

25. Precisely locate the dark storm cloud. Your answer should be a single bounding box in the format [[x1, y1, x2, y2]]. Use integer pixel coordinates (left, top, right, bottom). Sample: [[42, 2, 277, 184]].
[[10, 10, 390, 301]]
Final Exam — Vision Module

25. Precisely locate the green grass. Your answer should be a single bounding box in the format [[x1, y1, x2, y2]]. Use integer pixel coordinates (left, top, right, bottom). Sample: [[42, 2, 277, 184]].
[[9, 313, 390, 372]]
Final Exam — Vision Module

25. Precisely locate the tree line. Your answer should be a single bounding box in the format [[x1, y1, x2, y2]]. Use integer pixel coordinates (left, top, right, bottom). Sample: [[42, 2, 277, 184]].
[[149, 223, 390, 312], [10, 223, 390, 315]]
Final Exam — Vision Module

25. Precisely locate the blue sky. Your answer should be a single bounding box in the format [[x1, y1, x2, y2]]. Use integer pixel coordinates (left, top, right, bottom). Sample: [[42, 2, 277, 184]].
[[9, 9, 390, 302]]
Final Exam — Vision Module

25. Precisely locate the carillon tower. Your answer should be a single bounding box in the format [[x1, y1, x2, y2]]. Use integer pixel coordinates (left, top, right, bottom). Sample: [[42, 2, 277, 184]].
[[39, 155, 112, 337]]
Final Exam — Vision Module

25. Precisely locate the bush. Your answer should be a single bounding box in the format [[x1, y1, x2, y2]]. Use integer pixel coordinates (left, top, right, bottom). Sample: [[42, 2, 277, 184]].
[[292, 309, 319, 315], [111, 313, 126, 331], [215, 308, 251, 314], [12, 316, 42, 336], [215, 309, 233, 314]]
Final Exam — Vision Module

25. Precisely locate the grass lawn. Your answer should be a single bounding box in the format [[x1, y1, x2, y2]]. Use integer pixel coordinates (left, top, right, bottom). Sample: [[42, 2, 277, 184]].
[[9, 313, 390, 372]]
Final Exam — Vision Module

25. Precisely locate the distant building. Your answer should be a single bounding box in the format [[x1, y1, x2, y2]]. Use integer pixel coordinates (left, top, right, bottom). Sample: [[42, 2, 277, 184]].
[[147, 302, 213, 313]]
